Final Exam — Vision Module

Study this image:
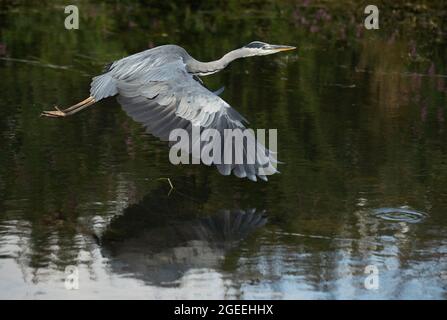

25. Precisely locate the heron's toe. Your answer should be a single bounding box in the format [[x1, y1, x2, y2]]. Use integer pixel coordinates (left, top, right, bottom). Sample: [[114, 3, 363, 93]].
[[41, 110, 66, 118]]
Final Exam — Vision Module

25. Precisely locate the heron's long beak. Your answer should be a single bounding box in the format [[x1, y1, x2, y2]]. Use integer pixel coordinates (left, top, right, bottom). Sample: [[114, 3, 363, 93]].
[[266, 45, 296, 52]]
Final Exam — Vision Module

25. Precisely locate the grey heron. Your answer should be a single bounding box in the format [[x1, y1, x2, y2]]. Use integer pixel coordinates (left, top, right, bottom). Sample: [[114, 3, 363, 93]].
[[41, 41, 295, 181]]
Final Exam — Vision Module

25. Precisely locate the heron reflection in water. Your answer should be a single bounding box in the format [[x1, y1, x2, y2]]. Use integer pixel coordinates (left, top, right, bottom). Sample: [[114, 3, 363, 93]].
[[100, 182, 267, 285], [41, 42, 295, 181]]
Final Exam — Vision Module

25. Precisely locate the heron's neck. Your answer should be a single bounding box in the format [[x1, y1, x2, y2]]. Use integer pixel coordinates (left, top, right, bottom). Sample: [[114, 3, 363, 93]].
[[187, 49, 245, 76]]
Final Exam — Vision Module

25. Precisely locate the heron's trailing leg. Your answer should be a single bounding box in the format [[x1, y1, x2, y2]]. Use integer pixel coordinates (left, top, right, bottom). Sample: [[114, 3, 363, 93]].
[[40, 96, 96, 118]]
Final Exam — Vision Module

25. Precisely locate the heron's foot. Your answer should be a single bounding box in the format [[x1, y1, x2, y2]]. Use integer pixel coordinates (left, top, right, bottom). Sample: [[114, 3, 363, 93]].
[[40, 97, 96, 119], [40, 106, 66, 118]]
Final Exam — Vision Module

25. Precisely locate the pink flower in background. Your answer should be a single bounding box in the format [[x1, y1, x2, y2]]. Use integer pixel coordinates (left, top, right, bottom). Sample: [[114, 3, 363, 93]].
[[300, 16, 308, 25], [314, 9, 331, 26], [437, 107, 445, 123], [0, 43, 6, 56], [411, 73, 422, 91], [387, 30, 398, 44], [339, 27, 347, 40], [356, 24, 363, 38], [428, 63, 435, 76], [421, 102, 427, 122], [437, 78, 444, 92], [310, 25, 319, 33], [315, 9, 324, 20], [409, 42, 417, 59]]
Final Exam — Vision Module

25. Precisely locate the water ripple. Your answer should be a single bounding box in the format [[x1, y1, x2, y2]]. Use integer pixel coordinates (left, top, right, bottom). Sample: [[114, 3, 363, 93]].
[[370, 207, 428, 223]]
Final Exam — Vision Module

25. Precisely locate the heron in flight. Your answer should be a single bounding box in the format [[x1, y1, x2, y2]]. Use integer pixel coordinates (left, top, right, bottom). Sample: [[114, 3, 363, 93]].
[[41, 41, 295, 181]]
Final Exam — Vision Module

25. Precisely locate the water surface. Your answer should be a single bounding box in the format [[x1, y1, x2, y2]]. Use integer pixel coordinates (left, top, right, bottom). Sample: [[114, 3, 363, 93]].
[[0, 1, 446, 299]]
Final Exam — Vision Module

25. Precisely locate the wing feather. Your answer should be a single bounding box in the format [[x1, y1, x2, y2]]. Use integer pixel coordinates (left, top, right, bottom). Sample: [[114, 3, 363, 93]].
[[103, 53, 278, 181]]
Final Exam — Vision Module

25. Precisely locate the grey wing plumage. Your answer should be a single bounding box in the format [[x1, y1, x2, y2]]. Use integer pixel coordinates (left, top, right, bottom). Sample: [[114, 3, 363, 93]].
[[90, 46, 179, 100], [90, 49, 278, 181]]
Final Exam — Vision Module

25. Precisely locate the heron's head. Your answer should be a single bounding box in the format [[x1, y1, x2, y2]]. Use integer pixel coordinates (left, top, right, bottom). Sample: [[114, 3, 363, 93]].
[[241, 41, 296, 57]]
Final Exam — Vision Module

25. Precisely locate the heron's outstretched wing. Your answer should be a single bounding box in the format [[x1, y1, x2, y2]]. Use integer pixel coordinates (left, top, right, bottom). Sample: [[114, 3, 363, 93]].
[[113, 58, 278, 181], [90, 46, 186, 100]]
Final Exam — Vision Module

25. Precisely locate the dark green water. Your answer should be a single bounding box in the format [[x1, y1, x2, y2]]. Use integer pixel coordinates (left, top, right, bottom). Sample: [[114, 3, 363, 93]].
[[0, 1, 446, 299]]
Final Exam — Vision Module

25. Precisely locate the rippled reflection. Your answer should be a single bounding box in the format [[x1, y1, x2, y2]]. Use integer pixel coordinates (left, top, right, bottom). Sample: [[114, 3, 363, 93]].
[[101, 185, 267, 286]]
